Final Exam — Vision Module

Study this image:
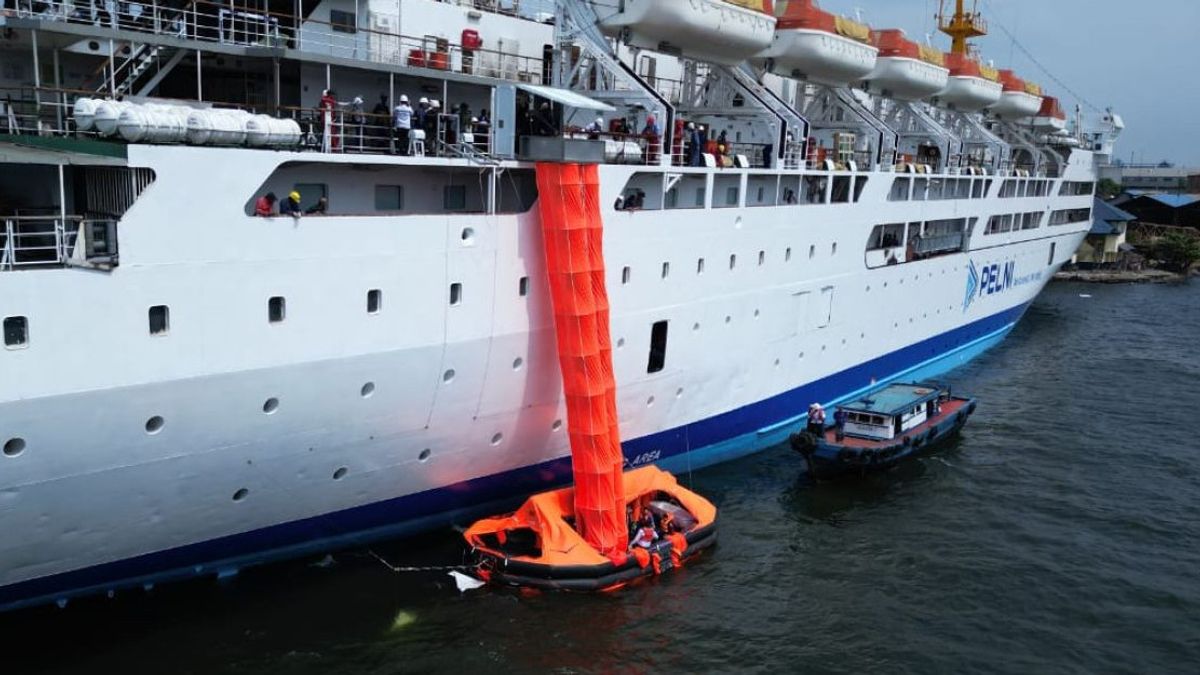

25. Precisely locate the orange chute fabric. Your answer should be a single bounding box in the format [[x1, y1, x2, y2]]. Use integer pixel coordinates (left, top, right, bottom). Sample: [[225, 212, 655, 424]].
[[464, 465, 718, 567], [533, 162, 627, 559]]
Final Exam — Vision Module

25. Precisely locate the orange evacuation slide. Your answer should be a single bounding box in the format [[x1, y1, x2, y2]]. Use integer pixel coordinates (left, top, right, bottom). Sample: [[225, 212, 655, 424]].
[[462, 163, 718, 591]]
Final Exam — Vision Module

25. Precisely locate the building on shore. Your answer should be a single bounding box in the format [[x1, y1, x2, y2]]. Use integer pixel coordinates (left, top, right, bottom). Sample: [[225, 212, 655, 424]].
[[1100, 164, 1200, 193], [1074, 199, 1135, 266], [1112, 192, 1200, 229]]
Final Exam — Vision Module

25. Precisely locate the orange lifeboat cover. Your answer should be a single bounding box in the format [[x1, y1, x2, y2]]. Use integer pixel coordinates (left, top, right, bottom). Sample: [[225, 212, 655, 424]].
[[1037, 96, 1066, 120], [463, 465, 719, 568]]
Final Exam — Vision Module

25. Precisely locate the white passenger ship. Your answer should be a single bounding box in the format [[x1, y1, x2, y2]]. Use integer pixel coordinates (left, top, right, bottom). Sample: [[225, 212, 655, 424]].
[[0, 0, 1123, 611]]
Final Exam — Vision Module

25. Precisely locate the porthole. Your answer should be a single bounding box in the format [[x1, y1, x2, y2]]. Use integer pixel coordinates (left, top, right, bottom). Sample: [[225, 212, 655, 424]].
[[461, 227, 475, 245], [798, 352, 805, 359], [697, 258, 705, 274], [753, 309, 760, 319], [449, 283, 463, 306], [617, 337, 625, 348], [729, 254, 737, 270], [774, 358, 781, 368], [675, 387, 683, 398], [551, 419, 563, 432], [333, 467, 348, 480], [418, 448, 432, 462], [661, 262, 670, 279], [518, 276, 529, 297], [692, 322, 700, 331], [724, 315, 732, 324], [232, 488, 249, 502], [3, 438, 25, 458], [490, 433, 503, 446], [758, 250, 765, 266], [622, 266, 631, 284], [512, 357, 524, 370], [443, 369, 456, 383], [647, 396, 655, 407], [785, 247, 792, 262], [262, 397, 280, 414], [832, 242, 838, 255], [145, 416, 164, 434], [361, 381, 376, 398], [809, 245, 815, 259]]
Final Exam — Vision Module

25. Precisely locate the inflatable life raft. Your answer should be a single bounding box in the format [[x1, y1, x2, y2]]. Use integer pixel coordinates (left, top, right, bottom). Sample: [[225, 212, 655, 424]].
[[464, 465, 717, 592]]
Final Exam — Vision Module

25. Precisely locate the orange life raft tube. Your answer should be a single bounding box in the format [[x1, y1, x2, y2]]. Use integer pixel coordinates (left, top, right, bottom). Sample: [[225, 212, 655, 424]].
[[464, 466, 718, 591]]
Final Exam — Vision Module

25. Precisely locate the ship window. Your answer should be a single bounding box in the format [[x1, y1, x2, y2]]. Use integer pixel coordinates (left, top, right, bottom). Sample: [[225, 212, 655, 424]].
[[444, 185, 468, 211], [1048, 242, 1056, 266], [955, 179, 971, 199], [999, 180, 1017, 198], [148, 305, 169, 335], [831, 176, 851, 203], [268, 296, 286, 323], [293, 183, 327, 212], [912, 178, 928, 201], [853, 177, 868, 202], [647, 320, 668, 374], [661, 262, 670, 279], [729, 254, 737, 270], [889, 177, 910, 201], [758, 250, 765, 266], [4, 316, 29, 348], [725, 187, 739, 206], [449, 283, 463, 306], [622, 266, 631, 284], [927, 178, 944, 200], [867, 223, 905, 251], [374, 185, 404, 211], [803, 176, 827, 204], [665, 189, 678, 209], [785, 247, 792, 262], [695, 188, 705, 207], [367, 289, 382, 314], [697, 257, 705, 274], [519, 276, 529, 296], [330, 9, 357, 33], [971, 180, 984, 199], [757, 186, 765, 202]]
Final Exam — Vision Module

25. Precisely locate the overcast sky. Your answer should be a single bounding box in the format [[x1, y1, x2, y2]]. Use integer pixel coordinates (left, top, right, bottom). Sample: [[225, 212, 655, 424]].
[[824, 0, 1200, 166]]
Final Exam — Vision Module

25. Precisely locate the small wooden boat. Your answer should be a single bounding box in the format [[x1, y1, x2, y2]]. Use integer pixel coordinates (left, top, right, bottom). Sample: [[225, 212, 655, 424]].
[[790, 382, 976, 480]]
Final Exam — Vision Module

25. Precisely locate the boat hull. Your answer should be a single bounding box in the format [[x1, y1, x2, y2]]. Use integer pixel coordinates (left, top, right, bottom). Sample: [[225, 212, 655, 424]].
[[990, 90, 1043, 119], [864, 56, 950, 101], [593, 0, 776, 65], [760, 28, 878, 86], [937, 75, 1003, 111]]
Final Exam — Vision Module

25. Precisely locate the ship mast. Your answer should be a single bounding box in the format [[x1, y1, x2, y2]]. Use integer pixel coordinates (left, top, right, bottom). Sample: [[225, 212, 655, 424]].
[[938, 0, 988, 56]]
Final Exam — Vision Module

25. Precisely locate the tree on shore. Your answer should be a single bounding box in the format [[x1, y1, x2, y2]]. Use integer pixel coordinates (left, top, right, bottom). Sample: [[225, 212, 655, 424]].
[[1153, 232, 1200, 273], [1097, 178, 1121, 200]]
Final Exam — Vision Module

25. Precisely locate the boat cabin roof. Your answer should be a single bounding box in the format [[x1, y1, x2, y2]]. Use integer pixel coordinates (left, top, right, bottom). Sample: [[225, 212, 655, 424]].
[[839, 384, 942, 417]]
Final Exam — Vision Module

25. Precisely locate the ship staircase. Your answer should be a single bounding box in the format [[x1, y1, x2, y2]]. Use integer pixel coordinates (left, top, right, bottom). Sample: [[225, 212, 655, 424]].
[[78, 1, 200, 98], [935, 109, 1013, 175], [996, 121, 1065, 177]]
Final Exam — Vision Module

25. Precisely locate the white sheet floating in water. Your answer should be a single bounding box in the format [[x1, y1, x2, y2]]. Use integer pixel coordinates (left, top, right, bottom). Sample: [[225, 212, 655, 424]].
[[448, 571, 486, 592], [1079, 294, 1093, 298]]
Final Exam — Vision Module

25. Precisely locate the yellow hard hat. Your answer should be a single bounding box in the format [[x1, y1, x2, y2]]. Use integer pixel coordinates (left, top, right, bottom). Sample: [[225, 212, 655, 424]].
[[289, 191, 301, 201]]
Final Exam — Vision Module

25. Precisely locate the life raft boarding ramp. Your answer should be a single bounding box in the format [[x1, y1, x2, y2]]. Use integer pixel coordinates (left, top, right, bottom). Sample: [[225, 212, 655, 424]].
[[462, 163, 718, 590]]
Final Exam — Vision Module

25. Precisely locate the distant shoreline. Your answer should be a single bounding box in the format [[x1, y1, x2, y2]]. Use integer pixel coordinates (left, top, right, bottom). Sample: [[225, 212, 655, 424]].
[[1053, 268, 1194, 284]]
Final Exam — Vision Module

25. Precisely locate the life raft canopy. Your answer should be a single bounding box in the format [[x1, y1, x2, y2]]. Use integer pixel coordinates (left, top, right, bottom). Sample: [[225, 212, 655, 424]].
[[464, 465, 718, 591]]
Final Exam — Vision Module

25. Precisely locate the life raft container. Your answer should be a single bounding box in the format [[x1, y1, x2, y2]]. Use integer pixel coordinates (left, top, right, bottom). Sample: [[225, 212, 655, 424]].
[[464, 465, 718, 592]]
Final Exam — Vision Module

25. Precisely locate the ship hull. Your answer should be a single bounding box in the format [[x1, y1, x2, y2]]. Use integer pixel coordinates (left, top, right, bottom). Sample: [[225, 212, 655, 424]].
[[0, 145, 1096, 612]]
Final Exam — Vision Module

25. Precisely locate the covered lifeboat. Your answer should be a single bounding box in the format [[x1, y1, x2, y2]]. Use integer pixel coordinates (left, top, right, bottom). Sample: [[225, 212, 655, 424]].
[[863, 29, 949, 101], [592, 0, 776, 66], [936, 52, 1003, 111], [1032, 95, 1067, 131], [989, 70, 1043, 119], [758, 0, 878, 86]]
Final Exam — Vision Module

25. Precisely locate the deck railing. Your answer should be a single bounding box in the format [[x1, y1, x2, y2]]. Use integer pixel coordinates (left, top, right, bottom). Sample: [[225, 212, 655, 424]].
[[0, 216, 118, 271]]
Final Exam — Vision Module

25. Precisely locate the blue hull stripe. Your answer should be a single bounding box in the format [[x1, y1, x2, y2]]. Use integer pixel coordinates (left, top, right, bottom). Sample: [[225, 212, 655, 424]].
[[0, 302, 1028, 611]]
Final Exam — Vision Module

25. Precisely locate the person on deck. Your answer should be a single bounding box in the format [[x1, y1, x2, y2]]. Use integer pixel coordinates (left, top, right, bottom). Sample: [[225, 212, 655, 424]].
[[641, 114, 661, 164], [372, 94, 390, 150], [280, 191, 303, 218], [305, 196, 328, 215], [806, 403, 826, 436], [254, 192, 277, 216], [629, 520, 658, 550], [834, 407, 848, 441], [392, 94, 413, 155], [319, 89, 340, 151], [585, 117, 603, 140]]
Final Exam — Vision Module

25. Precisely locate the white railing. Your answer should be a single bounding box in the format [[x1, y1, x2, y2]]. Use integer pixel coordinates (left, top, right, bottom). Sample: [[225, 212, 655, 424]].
[[0, 216, 100, 271]]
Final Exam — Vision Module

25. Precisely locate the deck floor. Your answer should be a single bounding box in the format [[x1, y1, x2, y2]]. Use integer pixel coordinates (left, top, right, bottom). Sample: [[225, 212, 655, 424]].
[[823, 398, 970, 448]]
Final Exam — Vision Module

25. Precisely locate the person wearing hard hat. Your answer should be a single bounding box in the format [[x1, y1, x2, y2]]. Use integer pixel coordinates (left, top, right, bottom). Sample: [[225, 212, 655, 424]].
[[392, 94, 413, 155], [585, 116, 603, 140], [280, 190, 303, 218]]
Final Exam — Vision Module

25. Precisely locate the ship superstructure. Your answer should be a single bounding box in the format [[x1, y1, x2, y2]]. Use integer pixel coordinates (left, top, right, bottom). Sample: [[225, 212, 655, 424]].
[[0, 0, 1120, 611]]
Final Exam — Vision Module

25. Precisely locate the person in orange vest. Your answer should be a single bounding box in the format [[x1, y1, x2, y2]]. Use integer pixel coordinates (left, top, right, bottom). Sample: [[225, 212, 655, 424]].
[[665, 521, 688, 568], [319, 89, 341, 151], [253, 192, 277, 217]]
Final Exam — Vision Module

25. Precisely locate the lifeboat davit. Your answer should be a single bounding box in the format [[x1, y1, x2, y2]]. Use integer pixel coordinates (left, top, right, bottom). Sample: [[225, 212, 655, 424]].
[[936, 53, 1003, 111], [758, 0, 878, 86], [989, 70, 1043, 119], [592, 0, 776, 66], [1032, 96, 1067, 131], [863, 30, 949, 101]]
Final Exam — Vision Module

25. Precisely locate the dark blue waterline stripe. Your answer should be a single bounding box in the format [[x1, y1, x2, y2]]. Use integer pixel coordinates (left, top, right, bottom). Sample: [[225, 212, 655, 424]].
[[0, 302, 1028, 611]]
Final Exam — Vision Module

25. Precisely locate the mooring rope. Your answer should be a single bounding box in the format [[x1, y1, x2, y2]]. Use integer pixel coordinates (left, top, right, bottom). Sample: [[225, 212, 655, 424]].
[[367, 550, 477, 574]]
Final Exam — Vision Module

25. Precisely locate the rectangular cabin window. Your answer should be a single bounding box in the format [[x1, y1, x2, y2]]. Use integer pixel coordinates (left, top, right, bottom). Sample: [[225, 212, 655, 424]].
[[971, 180, 984, 199], [831, 176, 851, 203], [374, 185, 404, 211], [889, 177, 910, 202], [853, 177, 868, 202], [926, 178, 944, 201], [697, 258, 705, 274], [518, 276, 529, 297], [622, 266, 631, 284], [444, 185, 467, 211], [3, 316, 28, 348], [912, 178, 928, 201], [293, 183, 326, 212], [804, 176, 827, 204], [367, 289, 382, 314], [268, 296, 286, 323], [694, 188, 706, 208], [449, 283, 463, 306], [330, 9, 357, 33], [661, 262, 670, 279], [665, 189, 678, 209], [148, 305, 169, 336], [647, 320, 668, 374], [725, 187, 739, 206], [1048, 242, 1057, 266]]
